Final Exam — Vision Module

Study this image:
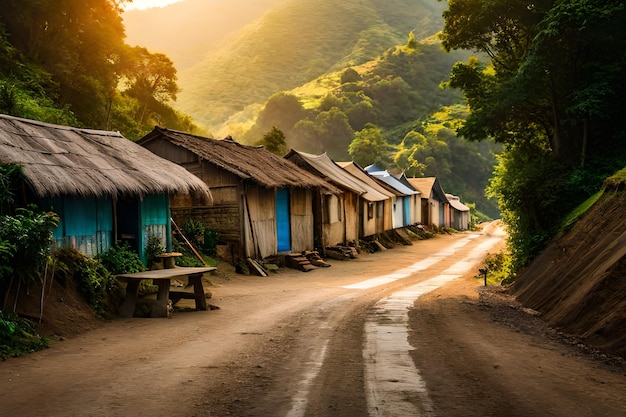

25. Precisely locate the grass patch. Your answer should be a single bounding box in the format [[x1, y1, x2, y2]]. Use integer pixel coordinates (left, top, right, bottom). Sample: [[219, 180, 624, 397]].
[[560, 190, 603, 232]]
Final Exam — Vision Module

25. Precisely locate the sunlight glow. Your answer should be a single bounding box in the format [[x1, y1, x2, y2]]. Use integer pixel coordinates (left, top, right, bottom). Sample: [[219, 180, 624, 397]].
[[123, 0, 185, 11]]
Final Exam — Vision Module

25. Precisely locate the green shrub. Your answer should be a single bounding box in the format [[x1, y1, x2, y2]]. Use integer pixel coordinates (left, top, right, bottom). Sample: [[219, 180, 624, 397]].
[[0, 310, 48, 360], [181, 219, 205, 243], [482, 251, 514, 285], [96, 242, 145, 275], [0, 238, 14, 283], [53, 247, 118, 318], [171, 239, 218, 268], [144, 235, 166, 269], [172, 239, 205, 267], [0, 205, 59, 285], [202, 229, 219, 256]]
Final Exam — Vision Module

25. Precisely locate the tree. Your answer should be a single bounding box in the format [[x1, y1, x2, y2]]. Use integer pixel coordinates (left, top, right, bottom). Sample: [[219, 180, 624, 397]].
[[0, 0, 196, 135], [442, 0, 626, 167], [348, 123, 392, 168], [406, 31, 418, 50], [255, 92, 308, 135], [340, 67, 361, 84], [394, 131, 428, 176], [121, 46, 179, 125], [291, 119, 324, 155], [258, 126, 288, 156], [0, 0, 128, 127], [441, 0, 626, 266], [315, 107, 354, 160], [345, 98, 377, 131]]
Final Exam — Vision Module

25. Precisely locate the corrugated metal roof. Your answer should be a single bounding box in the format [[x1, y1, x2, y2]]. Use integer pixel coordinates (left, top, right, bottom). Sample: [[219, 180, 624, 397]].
[[337, 161, 396, 201], [285, 150, 370, 196], [364, 164, 419, 196], [446, 194, 470, 212]]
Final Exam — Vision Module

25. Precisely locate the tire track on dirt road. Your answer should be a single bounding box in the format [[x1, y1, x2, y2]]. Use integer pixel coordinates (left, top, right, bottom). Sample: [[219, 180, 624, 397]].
[[363, 234, 503, 417], [284, 227, 504, 417]]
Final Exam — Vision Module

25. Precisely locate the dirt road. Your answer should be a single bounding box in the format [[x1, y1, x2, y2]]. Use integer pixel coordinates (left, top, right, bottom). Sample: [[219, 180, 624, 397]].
[[1, 224, 625, 417]]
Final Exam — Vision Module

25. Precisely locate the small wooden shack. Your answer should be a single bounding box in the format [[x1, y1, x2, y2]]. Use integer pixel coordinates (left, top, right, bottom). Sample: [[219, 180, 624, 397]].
[[285, 150, 370, 248], [337, 161, 395, 236], [406, 177, 449, 228], [0, 114, 212, 263], [138, 128, 338, 263], [446, 194, 471, 230], [364, 164, 421, 228]]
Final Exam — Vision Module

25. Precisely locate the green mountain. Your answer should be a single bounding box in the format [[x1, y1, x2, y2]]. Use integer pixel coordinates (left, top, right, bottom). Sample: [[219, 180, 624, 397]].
[[175, 0, 449, 134]]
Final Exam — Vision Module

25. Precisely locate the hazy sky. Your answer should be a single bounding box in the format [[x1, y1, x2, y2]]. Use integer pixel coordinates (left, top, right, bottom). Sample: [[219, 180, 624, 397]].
[[123, 0, 184, 10]]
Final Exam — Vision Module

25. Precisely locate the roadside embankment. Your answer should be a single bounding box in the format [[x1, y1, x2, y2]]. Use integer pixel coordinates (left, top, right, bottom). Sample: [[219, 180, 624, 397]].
[[513, 169, 626, 358]]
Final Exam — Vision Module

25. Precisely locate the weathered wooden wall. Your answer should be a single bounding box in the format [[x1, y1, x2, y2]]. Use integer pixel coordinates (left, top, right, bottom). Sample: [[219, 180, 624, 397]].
[[244, 186, 277, 259], [290, 188, 314, 252], [361, 200, 377, 238], [392, 196, 404, 229], [323, 194, 346, 247], [170, 161, 243, 251], [410, 195, 421, 225]]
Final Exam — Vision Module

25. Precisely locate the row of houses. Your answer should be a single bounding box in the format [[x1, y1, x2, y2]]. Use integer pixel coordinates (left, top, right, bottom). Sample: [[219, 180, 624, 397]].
[[0, 114, 470, 266]]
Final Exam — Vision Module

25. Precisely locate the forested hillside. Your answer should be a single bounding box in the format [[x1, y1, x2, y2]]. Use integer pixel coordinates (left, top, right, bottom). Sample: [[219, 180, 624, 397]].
[[176, 0, 448, 133], [0, 0, 501, 217], [0, 0, 197, 140]]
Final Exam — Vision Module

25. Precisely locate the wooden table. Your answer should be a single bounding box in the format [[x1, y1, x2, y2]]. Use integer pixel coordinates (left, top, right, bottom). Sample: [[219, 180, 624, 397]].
[[117, 267, 216, 318]]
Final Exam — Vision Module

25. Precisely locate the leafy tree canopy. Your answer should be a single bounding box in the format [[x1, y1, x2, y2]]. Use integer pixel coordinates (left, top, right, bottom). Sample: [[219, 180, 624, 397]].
[[258, 126, 289, 156], [348, 123, 393, 168], [442, 0, 626, 267]]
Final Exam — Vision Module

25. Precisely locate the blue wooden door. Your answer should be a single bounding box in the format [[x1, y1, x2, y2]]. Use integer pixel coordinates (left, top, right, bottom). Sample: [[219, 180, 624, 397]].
[[403, 197, 411, 226], [276, 189, 291, 252]]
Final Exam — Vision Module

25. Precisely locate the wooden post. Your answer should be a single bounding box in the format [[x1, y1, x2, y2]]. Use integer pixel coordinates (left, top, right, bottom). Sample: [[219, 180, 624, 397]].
[[479, 268, 488, 286], [171, 218, 207, 265]]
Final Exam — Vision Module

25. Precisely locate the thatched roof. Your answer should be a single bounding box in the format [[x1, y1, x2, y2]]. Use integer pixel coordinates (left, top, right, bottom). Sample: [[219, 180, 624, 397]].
[[0, 114, 212, 201], [139, 127, 339, 194]]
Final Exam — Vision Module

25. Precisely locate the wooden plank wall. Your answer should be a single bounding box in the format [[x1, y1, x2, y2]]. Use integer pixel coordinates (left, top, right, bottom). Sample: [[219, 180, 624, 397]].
[[244, 186, 277, 259], [290, 188, 314, 253]]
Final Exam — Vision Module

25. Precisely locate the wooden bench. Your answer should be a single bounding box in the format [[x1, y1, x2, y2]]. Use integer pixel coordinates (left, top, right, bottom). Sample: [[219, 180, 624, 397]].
[[117, 267, 216, 318]]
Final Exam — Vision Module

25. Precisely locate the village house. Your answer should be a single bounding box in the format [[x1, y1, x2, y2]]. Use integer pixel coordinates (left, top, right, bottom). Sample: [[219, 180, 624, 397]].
[[336, 161, 395, 236], [446, 194, 471, 230], [0, 114, 212, 263], [285, 150, 377, 249], [138, 128, 338, 263], [405, 177, 449, 228], [364, 164, 421, 228]]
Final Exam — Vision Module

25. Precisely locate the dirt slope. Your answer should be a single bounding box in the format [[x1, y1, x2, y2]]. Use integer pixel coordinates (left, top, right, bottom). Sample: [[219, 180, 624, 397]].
[[513, 182, 626, 358]]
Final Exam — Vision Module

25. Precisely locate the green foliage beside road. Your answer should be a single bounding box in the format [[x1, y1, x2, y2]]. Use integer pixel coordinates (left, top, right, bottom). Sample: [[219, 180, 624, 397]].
[[442, 0, 626, 269]]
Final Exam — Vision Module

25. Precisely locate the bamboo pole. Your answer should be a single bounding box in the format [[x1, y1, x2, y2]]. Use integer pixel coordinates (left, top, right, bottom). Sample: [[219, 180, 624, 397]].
[[171, 218, 207, 266]]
